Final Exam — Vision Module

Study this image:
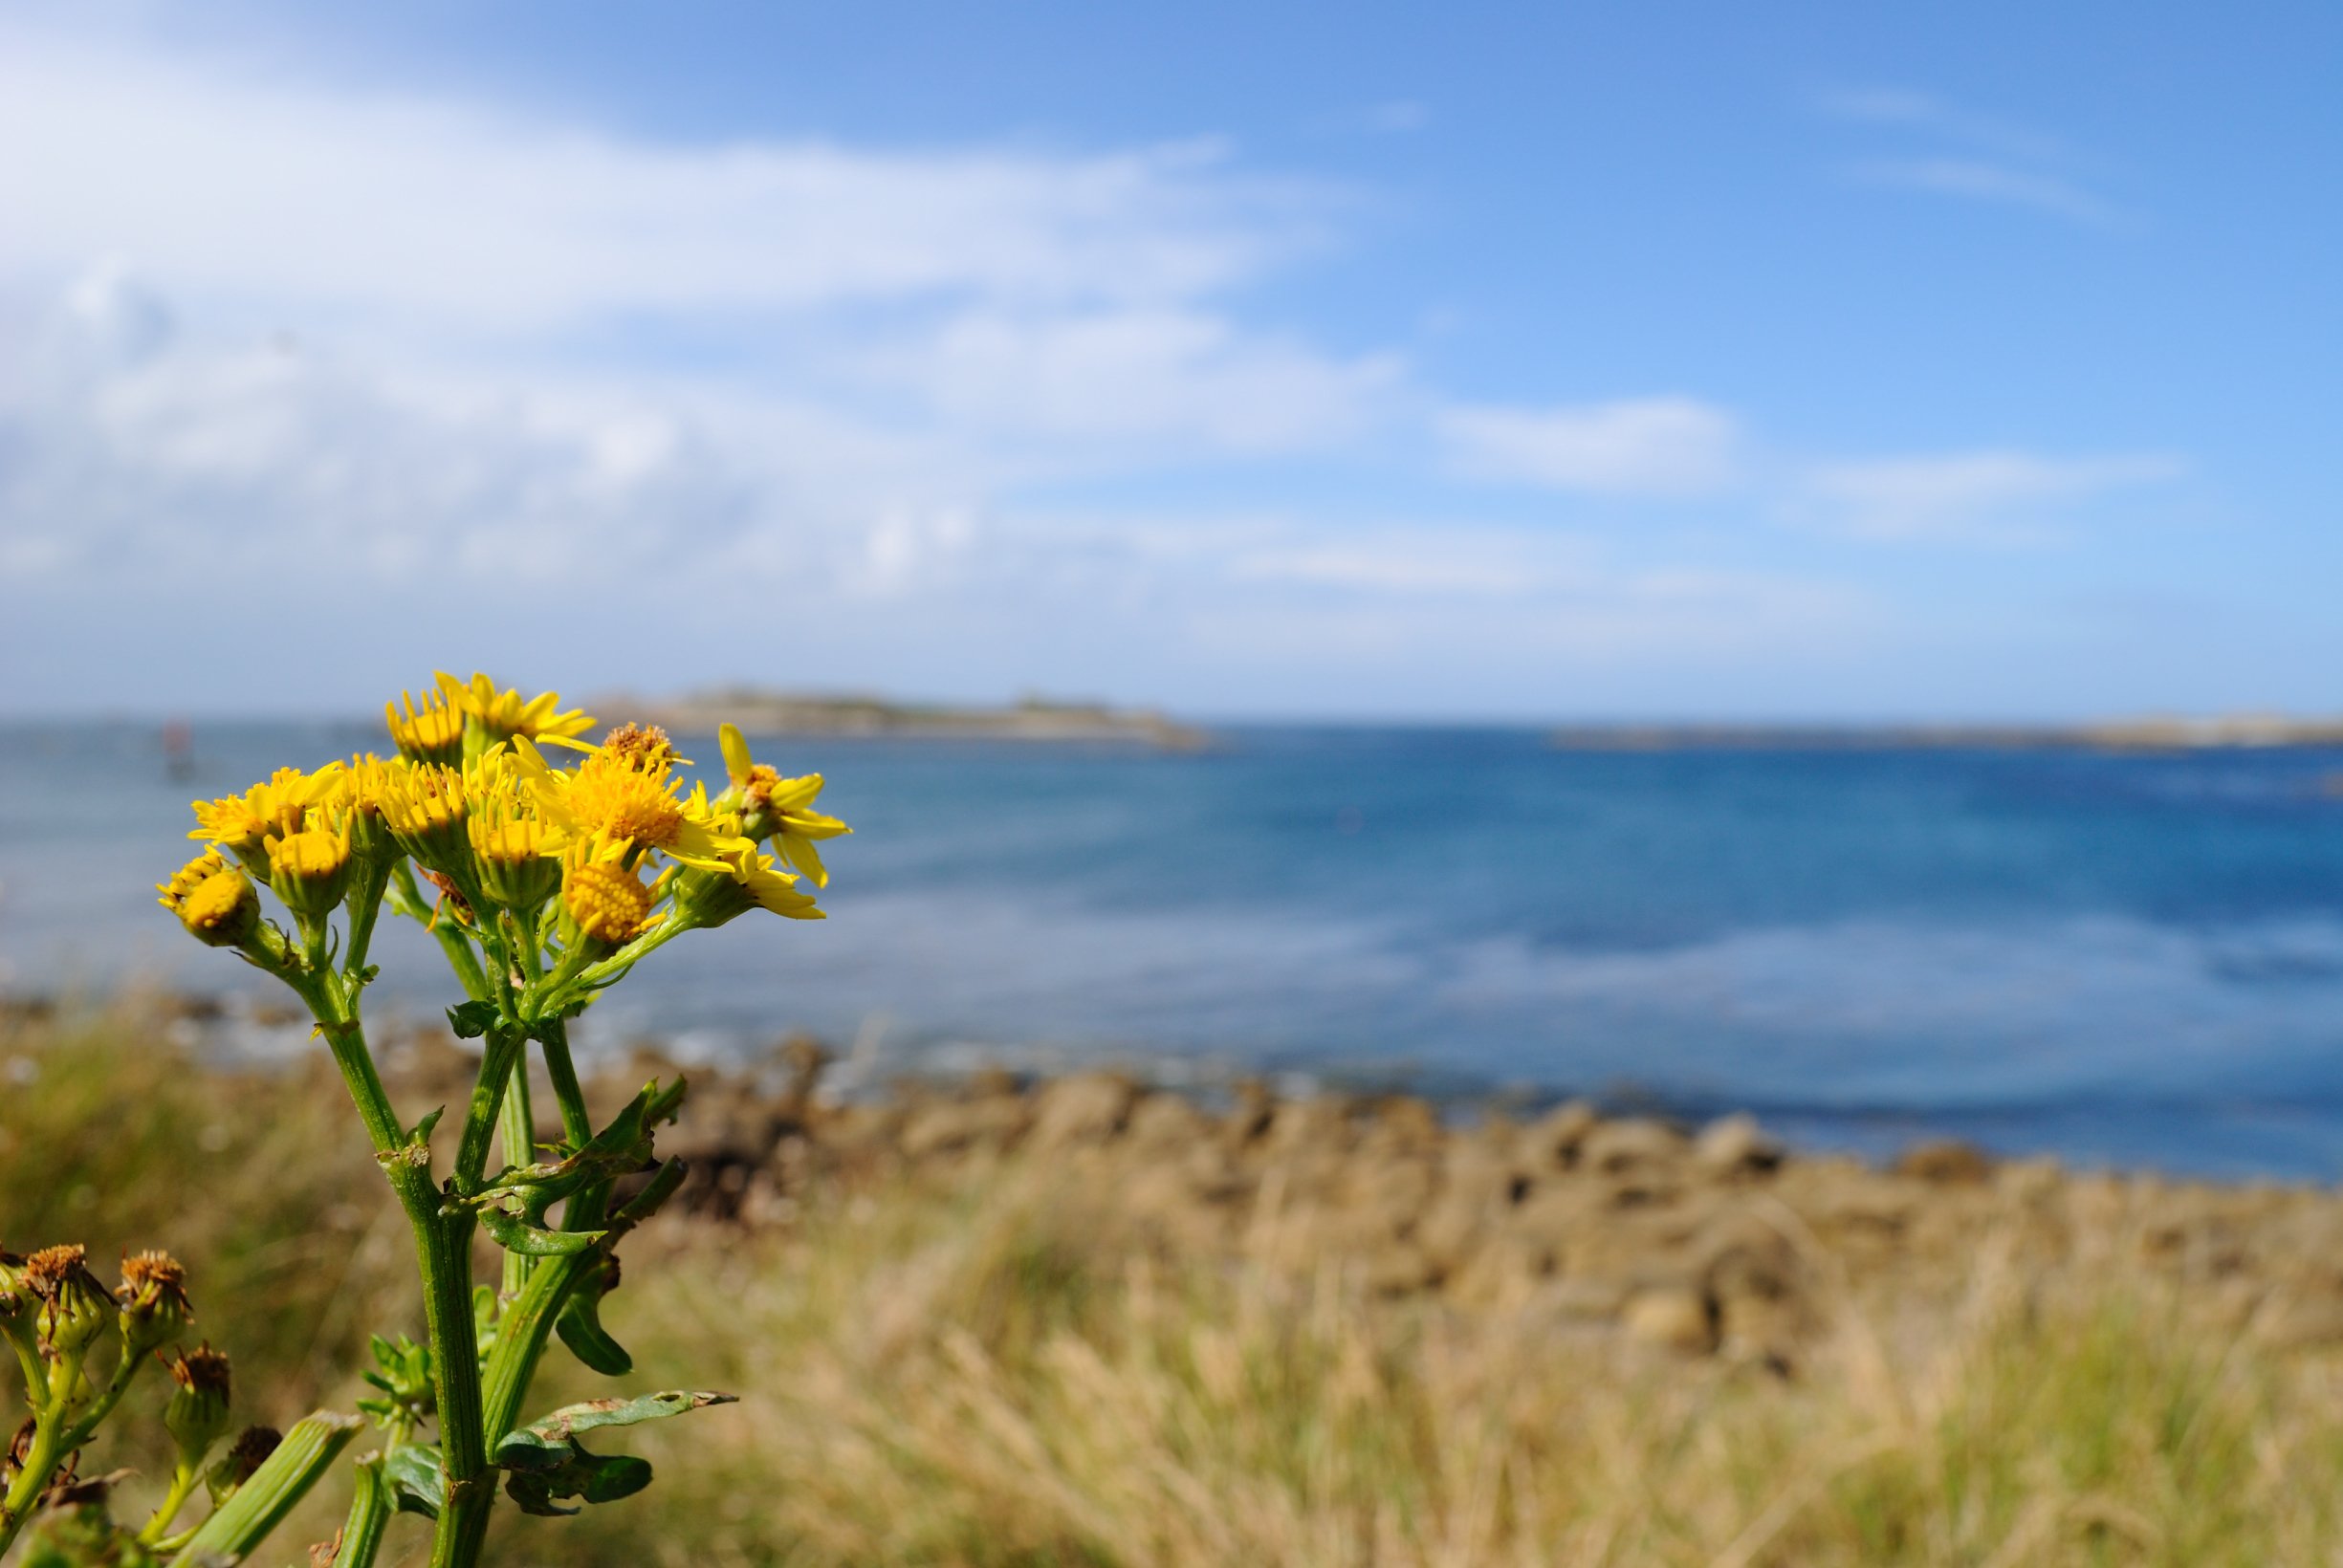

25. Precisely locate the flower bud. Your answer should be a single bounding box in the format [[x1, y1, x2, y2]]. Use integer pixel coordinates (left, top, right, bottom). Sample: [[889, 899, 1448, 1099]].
[[164, 1344, 234, 1466], [157, 852, 262, 949], [0, 1249, 28, 1329], [206, 1425, 280, 1506], [117, 1249, 194, 1354], [23, 1245, 112, 1361], [266, 820, 355, 920]]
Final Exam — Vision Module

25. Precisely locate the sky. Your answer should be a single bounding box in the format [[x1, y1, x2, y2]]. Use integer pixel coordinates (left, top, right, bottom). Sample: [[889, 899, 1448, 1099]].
[[0, 0, 2336, 721]]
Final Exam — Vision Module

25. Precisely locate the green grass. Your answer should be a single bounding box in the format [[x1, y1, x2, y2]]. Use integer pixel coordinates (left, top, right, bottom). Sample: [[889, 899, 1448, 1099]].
[[6, 1005, 2343, 1566]]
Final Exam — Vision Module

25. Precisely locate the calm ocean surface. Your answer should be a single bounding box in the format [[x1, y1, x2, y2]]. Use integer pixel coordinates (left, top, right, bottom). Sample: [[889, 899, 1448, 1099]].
[[9, 719, 2343, 1178]]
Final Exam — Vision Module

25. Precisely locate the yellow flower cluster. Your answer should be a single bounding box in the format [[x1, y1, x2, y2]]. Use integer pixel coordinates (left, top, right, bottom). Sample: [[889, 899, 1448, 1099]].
[[162, 673, 846, 965]]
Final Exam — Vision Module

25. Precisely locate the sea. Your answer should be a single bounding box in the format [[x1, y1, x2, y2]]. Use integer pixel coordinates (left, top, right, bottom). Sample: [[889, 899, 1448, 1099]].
[[9, 718, 2343, 1180]]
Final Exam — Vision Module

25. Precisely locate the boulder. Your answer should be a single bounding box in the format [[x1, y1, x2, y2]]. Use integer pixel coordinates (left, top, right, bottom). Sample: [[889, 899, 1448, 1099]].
[[1581, 1118, 1690, 1177], [1621, 1286, 1718, 1353], [1894, 1139, 1993, 1186], [1694, 1114, 1785, 1180], [1027, 1072, 1138, 1151]]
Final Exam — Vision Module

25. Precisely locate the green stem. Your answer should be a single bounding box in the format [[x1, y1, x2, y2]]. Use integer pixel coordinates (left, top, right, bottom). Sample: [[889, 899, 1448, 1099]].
[[342, 859, 394, 982], [0, 1340, 147, 1555], [499, 1058, 537, 1299], [292, 980, 493, 1568], [536, 1018, 596, 1151], [136, 1461, 203, 1547], [168, 1410, 362, 1566], [455, 1027, 529, 1189], [336, 1454, 392, 1568]]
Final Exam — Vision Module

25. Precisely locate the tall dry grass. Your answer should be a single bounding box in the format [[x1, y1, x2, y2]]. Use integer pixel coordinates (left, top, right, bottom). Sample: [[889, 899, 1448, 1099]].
[[5, 1004, 2342, 1566]]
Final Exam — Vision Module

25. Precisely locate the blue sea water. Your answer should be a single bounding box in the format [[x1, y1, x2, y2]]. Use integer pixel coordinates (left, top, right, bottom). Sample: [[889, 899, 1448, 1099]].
[[9, 719, 2343, 1179]]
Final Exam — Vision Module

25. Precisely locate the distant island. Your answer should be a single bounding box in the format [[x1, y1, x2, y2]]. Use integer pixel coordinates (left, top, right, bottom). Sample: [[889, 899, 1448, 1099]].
[[1549, 712, 2343, 752], [596, 687, 1212, 749]]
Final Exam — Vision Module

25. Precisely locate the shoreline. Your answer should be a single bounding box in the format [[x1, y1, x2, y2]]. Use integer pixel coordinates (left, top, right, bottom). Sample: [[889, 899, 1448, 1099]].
[[9, 989, 2339, 1186], [30, 992, 2325, 1366]]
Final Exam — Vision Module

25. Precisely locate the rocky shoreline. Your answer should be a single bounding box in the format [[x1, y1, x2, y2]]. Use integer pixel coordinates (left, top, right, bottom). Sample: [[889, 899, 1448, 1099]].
[[462, 1037, 2343, 1371]]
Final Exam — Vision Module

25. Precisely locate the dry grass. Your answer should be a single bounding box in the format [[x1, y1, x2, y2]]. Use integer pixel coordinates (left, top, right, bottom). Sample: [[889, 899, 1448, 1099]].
[[6, 1004, 2343, 1566]]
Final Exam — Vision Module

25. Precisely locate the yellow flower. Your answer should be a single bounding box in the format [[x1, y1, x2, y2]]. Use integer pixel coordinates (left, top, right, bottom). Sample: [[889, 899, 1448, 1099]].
[[436, 671, 594, 750], [723, 847, 823, 922], [515, 737, 746, 872], [468, 797, 565, 913], [558, 845, 657, 948], [266, 818, 355, 918], [188, 765, 345, 864], [330, 752, 408, 862], [158, 850, 261, 947], [717, 724, 850, 887], [386, 686, 464, 767], [379, 762, 470, 874]]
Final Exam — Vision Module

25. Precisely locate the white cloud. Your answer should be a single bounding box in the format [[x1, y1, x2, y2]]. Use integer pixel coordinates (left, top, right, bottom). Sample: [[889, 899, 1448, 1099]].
[[0, 27, 1333, 334], [861, 309, 1403, 453], [1437, 398, 1742, 496], [1801, 450, 2186, 543]]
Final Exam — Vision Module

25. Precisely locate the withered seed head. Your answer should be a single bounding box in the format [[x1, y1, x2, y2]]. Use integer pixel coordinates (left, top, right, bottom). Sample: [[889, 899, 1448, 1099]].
[[207, 1425, 281, 1505], [119, 1248, 195, 1351]]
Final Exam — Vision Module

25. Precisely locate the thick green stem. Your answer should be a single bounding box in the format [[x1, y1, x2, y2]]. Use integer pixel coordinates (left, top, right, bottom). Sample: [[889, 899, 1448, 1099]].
[[295, 973, 495, 1568], [387, 1161, 493, 1568]]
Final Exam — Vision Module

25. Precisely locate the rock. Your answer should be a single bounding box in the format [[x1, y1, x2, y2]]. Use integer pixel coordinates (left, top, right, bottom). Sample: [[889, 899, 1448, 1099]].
[[1694, 1114, 1784, 1180], [1894, 1139, 1993, 1185], [1582, 1118, 1690, 1176], [1027, 1072, 1138, 1151], [1621, 1287, 1718, 1353], [1124, 1092, 1211, 1155], [897, 1097, 1029, 1160], [1524, 1100, 1599, 1166]]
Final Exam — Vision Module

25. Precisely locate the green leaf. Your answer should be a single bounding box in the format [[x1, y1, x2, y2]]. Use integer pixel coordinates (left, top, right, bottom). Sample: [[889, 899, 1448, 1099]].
[[502, 1448, 652, 1517], [381, 1442, 447, 1520], [481, 1205, 604, 1257], [446, 1000, 499, 1039], [493, 1391, 736, 1470], [554, 1291, 632, 1377]]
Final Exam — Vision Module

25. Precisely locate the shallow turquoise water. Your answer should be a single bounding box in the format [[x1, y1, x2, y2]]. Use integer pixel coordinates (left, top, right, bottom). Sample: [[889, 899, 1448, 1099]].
[[10, 719, 2343, 1177]]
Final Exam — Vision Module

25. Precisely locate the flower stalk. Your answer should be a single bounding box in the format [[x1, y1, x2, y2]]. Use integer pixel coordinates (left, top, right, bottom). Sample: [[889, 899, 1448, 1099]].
[[120, 675, 836, 1567]]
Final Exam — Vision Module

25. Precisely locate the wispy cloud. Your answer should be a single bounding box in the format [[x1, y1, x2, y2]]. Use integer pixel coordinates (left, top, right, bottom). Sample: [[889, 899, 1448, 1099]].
[[1821, 86, 2128, 228], [1799, 450, 2187, 543], [1851, 158, 2120, 226], [1437, 398, 1743, 497]]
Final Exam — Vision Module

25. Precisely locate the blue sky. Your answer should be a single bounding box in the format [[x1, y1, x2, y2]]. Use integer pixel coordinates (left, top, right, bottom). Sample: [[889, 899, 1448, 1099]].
[[0, 0, 2335, 719]]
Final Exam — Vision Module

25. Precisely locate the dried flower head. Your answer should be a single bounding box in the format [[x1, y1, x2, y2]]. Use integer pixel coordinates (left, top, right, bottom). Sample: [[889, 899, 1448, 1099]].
[[119, 1249, 194, 1351]]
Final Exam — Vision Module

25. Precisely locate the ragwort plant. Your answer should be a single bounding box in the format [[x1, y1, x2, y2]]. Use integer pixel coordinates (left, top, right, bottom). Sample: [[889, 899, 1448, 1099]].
[[0, 673, 848, 1568]]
